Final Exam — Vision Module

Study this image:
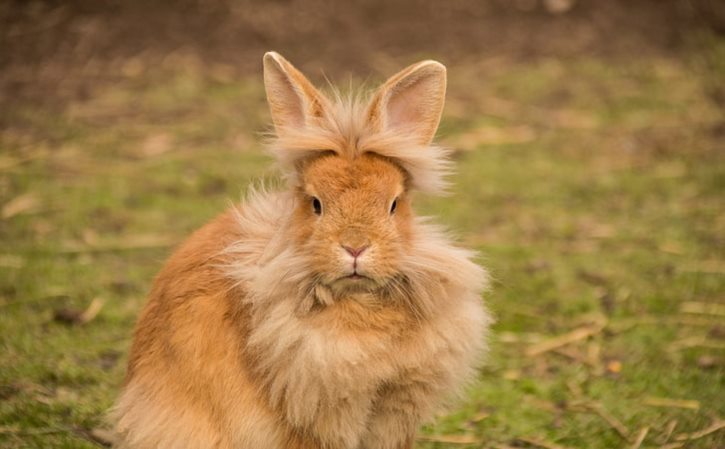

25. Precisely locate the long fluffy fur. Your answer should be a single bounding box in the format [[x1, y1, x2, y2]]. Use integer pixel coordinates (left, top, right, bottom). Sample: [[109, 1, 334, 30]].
[[268, 92, 454, 194], [112, 56, 491, 449], [223, 189, 491, 448]]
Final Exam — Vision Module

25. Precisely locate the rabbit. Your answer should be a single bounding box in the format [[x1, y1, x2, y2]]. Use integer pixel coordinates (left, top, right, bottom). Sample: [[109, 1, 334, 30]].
[[112, 51, 491, 449]]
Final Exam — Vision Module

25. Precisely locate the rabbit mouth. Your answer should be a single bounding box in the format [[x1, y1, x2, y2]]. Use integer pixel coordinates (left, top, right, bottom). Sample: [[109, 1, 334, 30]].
[[343, 273, 368, 280], [340, 271, 372, 281], [335, 271, 377, 287]]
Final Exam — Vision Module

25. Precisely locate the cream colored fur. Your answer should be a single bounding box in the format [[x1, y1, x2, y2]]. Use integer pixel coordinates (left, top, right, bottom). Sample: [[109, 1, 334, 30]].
[[112, 52, 491, 449]]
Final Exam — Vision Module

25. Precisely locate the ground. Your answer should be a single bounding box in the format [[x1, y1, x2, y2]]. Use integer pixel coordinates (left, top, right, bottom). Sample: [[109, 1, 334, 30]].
[[0, 1, 724, 448]]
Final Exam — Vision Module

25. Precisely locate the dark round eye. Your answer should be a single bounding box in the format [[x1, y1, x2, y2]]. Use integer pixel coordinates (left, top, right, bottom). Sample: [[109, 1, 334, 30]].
[[390, 198, 398, 214], [312, 197, 322, 215]]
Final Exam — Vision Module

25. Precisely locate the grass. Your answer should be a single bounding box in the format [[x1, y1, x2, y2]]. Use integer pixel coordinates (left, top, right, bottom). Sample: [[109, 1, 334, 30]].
[[1, 39, 724, 448]]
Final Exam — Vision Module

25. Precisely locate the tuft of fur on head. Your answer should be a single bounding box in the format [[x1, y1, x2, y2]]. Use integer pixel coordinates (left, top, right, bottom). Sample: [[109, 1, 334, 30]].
[[267, 92, 454, 194]]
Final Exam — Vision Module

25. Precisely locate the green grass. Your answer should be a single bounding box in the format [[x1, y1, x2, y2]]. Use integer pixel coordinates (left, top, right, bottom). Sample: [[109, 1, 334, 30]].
[[1, 42, 724, 448]]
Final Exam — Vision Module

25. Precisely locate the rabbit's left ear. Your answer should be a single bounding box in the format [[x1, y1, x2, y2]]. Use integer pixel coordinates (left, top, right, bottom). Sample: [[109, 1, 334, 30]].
[[366, 60, 447, 145], [263, 52, 330, 131]]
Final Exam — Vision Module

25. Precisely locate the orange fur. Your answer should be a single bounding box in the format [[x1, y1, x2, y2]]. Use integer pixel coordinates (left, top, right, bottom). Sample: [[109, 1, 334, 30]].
[[112, 52, 491, 449]]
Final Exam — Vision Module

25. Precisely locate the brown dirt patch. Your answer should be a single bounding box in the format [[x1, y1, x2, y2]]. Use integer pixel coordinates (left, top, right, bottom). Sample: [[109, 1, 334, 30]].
[[0, 0, 720, 112]]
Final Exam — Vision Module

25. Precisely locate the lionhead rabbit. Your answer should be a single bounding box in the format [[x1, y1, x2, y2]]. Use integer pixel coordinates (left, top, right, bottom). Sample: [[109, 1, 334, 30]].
[[113, 52, 491, 449]]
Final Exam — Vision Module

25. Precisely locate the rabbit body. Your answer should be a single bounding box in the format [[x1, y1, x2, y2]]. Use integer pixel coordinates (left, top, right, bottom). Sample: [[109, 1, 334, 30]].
[[113, 53, 490, 449]]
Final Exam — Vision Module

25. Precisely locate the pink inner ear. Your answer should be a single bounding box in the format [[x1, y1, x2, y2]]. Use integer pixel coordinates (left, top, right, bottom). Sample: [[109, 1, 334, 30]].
[[387, 93, 420, 131], [265, 65, 306, 129], [264, 52, 330, 131], [386, 80, 431, 128], [377, 65, 446, 145]]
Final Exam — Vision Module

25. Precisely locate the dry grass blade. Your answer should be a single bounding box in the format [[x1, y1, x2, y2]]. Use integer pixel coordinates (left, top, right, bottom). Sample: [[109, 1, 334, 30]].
[[680, 260, 725, 274], [79, 298, 104, 324], [416, 434, 479, 444], [668, 337, 725, 351], [673, 419, 725, 441], [53, 298, 104, 325], [565, 379, 584, 398], [138, 133, 173, 158], [525, 323, 605, 357], [643, 397, 700, 410], [571, 401, 630, 441], [609, 316, 724, 333], [590, 404, 630, 441], [680, 301, 725, 317], [0, 254, 24, 269], [552, 347, 596, 367], [497, 331, 544, 343], [517, 436, 574, 449], [657, 443, 683, 449], [0, 426, 66, 435], [445, 124, 537, 149], [629, 427, 649, 449], [2, 193, 41, 219], [658, 419, 678, 444], [86, 427, 116, 447], [525, 397, 560, 413], [0, 153, 44, 172], [58, 235, 179, 254], [468, 410, 490, 423]]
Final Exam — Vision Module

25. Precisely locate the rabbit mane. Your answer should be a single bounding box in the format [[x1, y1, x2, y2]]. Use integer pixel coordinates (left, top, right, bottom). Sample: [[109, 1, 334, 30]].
[[220, 187, 490, 440]]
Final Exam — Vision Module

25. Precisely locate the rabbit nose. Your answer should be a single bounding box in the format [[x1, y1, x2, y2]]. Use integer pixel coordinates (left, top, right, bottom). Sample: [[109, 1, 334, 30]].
[[342, 245, 368, 258]]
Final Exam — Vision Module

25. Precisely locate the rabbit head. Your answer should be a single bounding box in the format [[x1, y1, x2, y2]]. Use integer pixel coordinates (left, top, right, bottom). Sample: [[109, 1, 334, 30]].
[[261, 52, 455, 301], [288, 150, 411, 296]]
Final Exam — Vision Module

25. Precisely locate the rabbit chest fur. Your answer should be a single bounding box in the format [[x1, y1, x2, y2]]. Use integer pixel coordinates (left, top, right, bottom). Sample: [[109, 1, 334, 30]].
[[113, 52, 491, 449]]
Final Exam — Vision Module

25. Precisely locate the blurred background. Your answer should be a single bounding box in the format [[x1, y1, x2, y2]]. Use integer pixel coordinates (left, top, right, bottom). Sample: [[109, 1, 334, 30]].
[[1, 1, 723, 448]]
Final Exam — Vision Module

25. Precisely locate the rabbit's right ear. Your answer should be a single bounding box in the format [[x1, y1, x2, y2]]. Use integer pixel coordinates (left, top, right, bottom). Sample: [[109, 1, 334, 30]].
[[263, 52, 330, 131]]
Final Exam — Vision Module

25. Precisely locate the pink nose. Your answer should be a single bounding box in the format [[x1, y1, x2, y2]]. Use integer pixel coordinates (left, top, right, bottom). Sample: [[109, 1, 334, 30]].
[[343, 245, 368, 258]]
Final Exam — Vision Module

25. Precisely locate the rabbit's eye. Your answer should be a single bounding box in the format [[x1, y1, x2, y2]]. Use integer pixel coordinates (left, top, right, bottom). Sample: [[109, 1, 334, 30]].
[[312, 197, 322, 215], [390, 198, 398, 214]]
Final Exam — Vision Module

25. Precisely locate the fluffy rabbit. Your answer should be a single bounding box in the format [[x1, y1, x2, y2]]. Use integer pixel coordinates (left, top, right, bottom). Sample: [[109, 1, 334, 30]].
[[113, 52, 491, 449]]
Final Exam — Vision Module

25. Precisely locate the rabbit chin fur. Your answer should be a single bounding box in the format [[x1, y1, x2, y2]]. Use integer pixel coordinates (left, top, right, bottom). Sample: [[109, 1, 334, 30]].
[[112, 53, 491, 449]]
